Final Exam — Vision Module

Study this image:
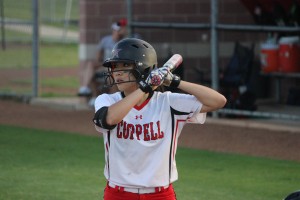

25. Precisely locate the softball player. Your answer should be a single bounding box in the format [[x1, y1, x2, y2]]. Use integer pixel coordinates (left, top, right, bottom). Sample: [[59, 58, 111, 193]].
[[93, 38, 226, 200]]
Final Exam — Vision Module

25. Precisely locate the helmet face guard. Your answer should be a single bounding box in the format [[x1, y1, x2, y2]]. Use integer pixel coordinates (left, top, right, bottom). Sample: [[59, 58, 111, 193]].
[[102, 38, 157, 87], [103, 67, 142, 87]]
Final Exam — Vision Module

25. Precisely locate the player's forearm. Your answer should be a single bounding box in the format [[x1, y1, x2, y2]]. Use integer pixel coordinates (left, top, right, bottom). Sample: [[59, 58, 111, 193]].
[[106, 89, 146, 125], [178, 81, 227, 112]]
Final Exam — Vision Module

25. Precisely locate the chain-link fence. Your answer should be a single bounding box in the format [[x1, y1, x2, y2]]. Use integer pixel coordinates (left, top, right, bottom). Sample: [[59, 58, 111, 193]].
[[0, 0, 79, 99]]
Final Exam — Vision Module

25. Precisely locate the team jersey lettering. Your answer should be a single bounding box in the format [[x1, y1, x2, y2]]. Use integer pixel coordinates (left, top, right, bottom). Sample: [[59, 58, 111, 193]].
[[116, 120, 164, 141]]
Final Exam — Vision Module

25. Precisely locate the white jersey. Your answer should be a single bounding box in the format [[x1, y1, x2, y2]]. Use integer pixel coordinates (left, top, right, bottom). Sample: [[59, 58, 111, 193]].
[[94, 91, 206, 188]]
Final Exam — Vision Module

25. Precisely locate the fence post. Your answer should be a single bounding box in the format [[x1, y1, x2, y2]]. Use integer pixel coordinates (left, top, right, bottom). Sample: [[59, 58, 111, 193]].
[[126, 0, 133, 37], [211, 0, 219, 118], [62, 0, 72, 42], [0, 0, 5, 50], [32, 0, 39, 97]]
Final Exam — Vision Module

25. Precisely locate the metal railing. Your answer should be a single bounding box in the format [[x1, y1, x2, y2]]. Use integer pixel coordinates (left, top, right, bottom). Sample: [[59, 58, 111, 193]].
[[126, 0, 300, 121]]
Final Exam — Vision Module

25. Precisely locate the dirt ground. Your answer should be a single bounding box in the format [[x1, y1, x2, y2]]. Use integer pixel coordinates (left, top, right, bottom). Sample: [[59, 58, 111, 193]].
[[1, 98, 300, 162], [1, 67, 300, 162]]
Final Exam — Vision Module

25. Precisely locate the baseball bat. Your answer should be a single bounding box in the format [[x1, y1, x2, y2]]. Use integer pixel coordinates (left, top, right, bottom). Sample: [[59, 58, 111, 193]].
[[149, 54, 183, 86], [162, 54, 183, 72]]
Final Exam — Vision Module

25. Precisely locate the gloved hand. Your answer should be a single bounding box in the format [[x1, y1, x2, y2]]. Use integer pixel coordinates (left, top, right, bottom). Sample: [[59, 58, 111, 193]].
[[163, 71, 181, 88], [145, 67, 169, 86], [139, 67, 169, 93]]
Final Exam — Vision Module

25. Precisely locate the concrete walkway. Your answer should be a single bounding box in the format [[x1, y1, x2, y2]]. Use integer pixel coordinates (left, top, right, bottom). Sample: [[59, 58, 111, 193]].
[[5, 23, 78, 42]]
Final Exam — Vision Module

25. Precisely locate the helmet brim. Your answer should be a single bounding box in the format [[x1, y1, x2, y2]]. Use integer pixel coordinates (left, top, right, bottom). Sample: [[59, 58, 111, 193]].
[[103, 59, 136, 68]]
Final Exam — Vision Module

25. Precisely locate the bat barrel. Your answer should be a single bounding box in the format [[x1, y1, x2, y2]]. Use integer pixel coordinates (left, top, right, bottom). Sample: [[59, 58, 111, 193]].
[[163, 54, 183, 72]]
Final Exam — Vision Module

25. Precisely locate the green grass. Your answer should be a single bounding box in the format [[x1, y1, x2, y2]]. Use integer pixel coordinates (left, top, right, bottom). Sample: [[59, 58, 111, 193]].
[[3, 0, 34, 20], [0, 43, 79, 97], [40, 44, 79, 68], [0, 43, 78, 69], [0, 125, 104, 200], [1, 124, 299, 200], [2, 29, 33, 42], [40, 76, 79, 97], [3, 0, 79, 21], [0, 46, 32, 68], [1, 1, 80, 96], [41, 76, 78, 88], [175, 148, 300, 200]]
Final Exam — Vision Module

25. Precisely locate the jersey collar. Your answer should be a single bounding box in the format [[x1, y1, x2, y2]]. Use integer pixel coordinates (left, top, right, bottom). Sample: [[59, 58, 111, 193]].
[[121, 91, 153, 111]]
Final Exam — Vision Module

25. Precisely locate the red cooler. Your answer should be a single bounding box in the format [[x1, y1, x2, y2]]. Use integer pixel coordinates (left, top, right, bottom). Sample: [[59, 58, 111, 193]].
[[260, 42, 279, 73], [278, 36, 300, 73]]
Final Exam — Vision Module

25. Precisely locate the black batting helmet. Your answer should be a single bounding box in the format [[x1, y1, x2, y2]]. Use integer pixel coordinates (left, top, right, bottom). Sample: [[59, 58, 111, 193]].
[[103, 38, 157, 86]]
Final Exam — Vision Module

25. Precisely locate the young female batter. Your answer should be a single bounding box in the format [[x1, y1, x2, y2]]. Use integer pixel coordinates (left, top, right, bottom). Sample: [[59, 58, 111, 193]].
[[93, 38, 226, 200]]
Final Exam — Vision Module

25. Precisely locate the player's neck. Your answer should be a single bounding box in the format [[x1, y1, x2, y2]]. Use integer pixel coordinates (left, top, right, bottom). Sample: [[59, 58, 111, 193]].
[[136, 93, 149, 106], [123, 89, 149, 106]]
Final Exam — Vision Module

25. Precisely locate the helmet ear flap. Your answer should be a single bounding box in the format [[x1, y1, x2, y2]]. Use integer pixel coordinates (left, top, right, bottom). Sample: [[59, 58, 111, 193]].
[[131, 69, 142, 80], [143, 67, 151, 76], [133, 65, 154, 81]]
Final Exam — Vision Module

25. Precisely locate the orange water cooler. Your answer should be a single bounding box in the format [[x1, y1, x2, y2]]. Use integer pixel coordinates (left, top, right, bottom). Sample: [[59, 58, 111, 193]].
[[278, 36, 300, 73], [260, 42, 279, 73]]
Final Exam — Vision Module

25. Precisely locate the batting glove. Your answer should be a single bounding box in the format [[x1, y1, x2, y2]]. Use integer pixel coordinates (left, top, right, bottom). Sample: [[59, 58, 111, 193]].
[[163, 72, 181, 88], [139, 67, 169, 93], [146, 67, 169, 86]]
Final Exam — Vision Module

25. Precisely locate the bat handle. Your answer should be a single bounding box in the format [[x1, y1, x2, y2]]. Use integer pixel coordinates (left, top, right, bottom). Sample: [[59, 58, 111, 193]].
[[163, 54, 183, 72]]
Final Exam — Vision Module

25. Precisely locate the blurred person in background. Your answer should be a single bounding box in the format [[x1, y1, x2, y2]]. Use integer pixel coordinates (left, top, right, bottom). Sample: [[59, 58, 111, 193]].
[[78, 18, 128, 106]]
